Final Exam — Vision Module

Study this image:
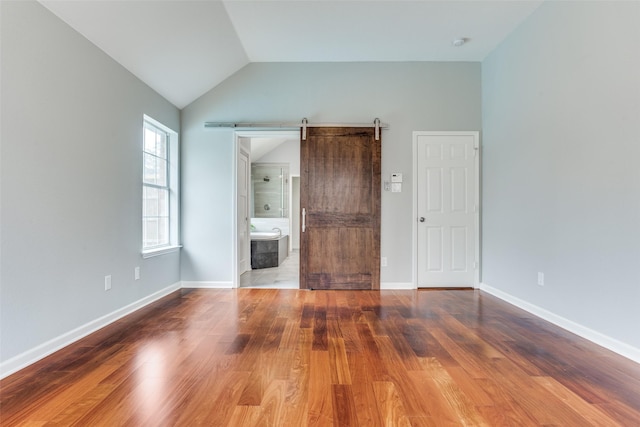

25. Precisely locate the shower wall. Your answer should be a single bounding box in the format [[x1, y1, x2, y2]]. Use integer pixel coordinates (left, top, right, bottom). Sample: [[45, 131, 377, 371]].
[[251, 163, 289, 218]]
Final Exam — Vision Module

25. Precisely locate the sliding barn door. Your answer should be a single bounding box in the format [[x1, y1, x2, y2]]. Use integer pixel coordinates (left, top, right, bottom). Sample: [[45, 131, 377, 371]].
[[300, 127, 381, 290]]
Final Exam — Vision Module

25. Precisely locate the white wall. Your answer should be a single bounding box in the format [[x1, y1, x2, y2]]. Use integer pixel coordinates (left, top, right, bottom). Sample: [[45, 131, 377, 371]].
[[482, 1, 640, 354], [255, 139, 301, 176], [0, 1, 181, 371], [181, 62, 481, 283]]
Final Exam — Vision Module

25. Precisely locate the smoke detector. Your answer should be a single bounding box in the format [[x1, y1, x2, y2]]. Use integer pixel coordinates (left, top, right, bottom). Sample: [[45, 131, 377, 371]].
[[452, 38, 468, 47]]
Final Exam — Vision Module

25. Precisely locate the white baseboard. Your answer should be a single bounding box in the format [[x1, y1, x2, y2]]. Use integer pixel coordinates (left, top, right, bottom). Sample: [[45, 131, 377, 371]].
[[480, 282, 640, 364], [181, 281, 233, 289], [0, 282, 181, 380], [380, 282, 416, 290]]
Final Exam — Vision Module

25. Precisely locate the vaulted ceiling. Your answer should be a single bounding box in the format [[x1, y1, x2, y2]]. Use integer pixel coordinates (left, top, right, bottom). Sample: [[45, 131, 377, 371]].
[[39, 1, 543, 109]]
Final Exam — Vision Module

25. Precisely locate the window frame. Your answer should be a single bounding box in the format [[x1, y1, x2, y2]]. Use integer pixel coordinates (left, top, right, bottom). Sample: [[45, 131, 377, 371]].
[[142, 115, 180, 257]]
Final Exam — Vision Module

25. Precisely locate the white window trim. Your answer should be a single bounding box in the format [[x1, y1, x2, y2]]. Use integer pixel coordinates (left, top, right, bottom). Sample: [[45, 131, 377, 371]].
[[142, 245, 182, 259], [142, 114, 180, 256]]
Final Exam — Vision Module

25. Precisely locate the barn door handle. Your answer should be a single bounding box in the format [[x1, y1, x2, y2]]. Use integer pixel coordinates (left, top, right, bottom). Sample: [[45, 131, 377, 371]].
[[302, 208, 306, 232], [419, 217, 425, 222]]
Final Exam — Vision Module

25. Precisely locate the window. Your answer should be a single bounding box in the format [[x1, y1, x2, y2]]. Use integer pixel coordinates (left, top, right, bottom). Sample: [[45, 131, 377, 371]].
[[142, 115, 179, 255]]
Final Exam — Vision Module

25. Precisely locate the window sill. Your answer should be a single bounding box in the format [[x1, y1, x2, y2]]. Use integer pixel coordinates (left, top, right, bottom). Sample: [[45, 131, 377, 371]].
[[142, 245, 182, 259]]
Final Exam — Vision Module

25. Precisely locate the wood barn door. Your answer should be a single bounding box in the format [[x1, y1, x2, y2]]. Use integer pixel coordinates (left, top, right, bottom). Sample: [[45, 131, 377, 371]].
[[300, 127, 381, 290]]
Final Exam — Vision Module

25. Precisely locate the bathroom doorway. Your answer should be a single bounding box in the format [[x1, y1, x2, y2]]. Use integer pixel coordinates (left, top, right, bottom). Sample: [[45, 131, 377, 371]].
[[234, 130, 300, 289]]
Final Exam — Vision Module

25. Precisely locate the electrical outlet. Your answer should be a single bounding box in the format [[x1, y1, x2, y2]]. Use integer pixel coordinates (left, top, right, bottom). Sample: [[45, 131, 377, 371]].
[[537, 272, 544, 286], [134, 267, 140, 281], [105, 275, 112, 291], [381, 257, 388, 267]]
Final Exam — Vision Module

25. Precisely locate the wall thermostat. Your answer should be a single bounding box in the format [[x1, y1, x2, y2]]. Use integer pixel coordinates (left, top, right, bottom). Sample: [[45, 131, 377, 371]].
[[391, 173, 403, 183]]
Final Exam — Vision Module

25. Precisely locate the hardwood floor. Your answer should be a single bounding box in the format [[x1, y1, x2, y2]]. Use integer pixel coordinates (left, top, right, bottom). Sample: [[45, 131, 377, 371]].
[[1, 289, 639, 426]]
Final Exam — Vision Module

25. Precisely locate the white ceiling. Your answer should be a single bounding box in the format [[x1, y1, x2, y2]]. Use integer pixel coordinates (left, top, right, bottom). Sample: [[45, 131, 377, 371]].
[[39, 0, 543, 109]]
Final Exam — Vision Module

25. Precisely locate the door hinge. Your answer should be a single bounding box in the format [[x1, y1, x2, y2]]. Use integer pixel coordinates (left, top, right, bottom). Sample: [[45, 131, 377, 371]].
[[473, 261, 479, 269]]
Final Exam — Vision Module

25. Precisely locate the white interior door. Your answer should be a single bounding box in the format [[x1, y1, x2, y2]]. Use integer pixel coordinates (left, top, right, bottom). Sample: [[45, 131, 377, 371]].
[[415, 132, 479, 287], [238, 149, 250, 275]]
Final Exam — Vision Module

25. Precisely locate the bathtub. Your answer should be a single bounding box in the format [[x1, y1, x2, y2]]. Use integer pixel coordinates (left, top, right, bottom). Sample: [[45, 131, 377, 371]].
[[251, 233, 289, 269], [250, 231, 281, 240]]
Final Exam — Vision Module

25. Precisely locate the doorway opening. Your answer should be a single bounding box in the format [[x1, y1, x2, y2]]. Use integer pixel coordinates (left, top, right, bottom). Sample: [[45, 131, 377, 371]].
[[234, 130, 301, 289]]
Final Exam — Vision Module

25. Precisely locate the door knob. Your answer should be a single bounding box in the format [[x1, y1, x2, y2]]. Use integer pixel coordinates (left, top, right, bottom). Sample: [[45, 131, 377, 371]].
[[419, 217, 425, 222]]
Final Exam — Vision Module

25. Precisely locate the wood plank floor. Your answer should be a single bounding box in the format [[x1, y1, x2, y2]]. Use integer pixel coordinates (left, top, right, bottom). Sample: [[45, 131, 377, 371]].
[[1, 289, 639, 426]]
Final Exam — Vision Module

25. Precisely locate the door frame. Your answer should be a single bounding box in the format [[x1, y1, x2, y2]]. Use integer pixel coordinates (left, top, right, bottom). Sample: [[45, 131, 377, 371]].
[[237, 147, 251, 276], [411, 131, 481, 289], [289, 174, 300, 252], [232, 129, 300, 288]]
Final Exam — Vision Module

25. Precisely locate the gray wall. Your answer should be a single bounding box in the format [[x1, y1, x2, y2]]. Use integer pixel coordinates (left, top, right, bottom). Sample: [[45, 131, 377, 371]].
[[0, 1, 181, 364], [482, 1, 640, 348], [181, 62, 481, 283]]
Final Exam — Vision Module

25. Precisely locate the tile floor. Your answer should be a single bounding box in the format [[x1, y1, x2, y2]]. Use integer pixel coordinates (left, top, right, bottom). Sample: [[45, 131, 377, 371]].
[[240, 250, 300, 289]]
